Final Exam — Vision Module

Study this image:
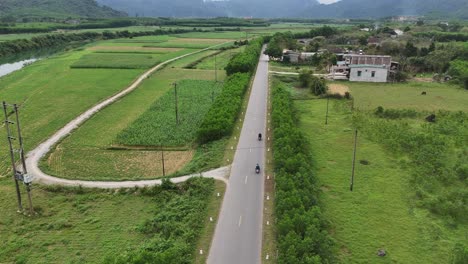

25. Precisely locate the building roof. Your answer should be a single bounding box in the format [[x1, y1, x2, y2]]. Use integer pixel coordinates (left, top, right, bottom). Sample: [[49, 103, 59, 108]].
[[349, 64, 387, 69], [344, 54, 392, 66]]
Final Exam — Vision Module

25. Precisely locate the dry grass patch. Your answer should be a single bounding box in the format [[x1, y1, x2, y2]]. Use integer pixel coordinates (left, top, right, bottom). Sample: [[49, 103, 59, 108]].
[[328, 83, 350, 96], [46, 148, 194, 180]]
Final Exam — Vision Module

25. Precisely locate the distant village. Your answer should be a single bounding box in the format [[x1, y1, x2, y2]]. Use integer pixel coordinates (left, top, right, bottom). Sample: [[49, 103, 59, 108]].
[[281, 30, 403, 83]]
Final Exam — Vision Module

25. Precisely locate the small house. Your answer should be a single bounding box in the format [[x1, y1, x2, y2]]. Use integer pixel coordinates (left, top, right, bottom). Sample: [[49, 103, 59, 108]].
[[329, 54, 398, 83]]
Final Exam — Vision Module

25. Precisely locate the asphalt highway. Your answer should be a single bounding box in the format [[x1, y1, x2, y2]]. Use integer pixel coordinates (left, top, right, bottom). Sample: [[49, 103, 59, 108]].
[[208, 47, 269, 264]]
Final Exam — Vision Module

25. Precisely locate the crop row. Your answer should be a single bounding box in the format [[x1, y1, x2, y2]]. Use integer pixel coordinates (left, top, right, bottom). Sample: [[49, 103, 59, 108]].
[[116, 79, 222, 146]]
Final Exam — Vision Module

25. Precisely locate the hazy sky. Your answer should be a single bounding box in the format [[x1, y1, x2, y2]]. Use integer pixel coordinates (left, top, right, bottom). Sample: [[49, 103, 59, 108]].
[[317, 0, 340, 4]]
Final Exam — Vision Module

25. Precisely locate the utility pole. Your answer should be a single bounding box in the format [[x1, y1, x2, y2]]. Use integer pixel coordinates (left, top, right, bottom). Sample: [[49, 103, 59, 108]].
[[350, 129, 358, 192], [3, 102, 34, 214], [173, 82, 179, 125], [214, 53, 218, 82], [161, 146, 166, 177], [325, 96, 330, 125]]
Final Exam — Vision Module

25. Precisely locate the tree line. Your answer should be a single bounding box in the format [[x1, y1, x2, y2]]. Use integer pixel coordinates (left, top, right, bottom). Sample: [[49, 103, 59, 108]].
[[0, 28, 194, 58], [271, 81, 335, 264], [197, 37, 264, 143]]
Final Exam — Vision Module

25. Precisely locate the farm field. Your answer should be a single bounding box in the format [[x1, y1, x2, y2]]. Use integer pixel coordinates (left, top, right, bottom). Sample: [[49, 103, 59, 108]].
[[116, 80, 223, 147], [195, 46, 244, 70], [287, 77, 468, 263], [41, 36, 233, 180], [0, 30, 241, 263], [0, 35, 206, 176]]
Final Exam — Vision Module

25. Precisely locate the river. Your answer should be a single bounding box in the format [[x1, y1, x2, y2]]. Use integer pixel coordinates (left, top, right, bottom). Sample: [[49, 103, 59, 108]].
[[0, 58, 38, 78]]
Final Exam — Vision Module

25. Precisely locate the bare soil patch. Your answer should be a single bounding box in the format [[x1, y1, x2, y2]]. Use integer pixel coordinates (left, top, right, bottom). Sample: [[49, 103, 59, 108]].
[[413, 77, 433, 83], [328, 83, 350, 96]]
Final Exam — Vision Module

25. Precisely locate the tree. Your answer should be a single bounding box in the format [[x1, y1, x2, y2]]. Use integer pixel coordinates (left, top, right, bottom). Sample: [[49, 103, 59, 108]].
[[448, 60, 468, 89], [299, 70, 313, 88], [310, 77, 328, 96], [404, 41, 418, 57], [264, 41, 282, 59]]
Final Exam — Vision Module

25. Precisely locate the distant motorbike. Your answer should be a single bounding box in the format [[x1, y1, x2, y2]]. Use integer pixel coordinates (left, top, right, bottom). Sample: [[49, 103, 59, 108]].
[[258, 133, 262, 141], [255, 164, 261, 174]]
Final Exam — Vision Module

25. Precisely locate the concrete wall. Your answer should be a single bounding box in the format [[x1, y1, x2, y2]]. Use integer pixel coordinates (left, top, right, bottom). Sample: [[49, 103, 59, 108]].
[[349, 67, 388, 82]]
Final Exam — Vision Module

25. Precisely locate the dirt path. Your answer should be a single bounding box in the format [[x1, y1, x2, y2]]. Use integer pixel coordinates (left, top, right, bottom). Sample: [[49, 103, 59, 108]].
[[25, 42, 232, 188]]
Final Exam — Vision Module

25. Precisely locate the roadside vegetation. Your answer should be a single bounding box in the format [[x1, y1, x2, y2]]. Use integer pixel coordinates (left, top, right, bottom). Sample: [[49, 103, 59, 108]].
[[270, 68, 468, 263], [271, 80, 335, 263]]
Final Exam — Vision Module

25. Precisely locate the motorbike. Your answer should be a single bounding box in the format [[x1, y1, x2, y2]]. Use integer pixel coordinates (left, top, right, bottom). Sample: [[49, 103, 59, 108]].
[[258, 133, 262, 141], [255, 164, 261, 174]]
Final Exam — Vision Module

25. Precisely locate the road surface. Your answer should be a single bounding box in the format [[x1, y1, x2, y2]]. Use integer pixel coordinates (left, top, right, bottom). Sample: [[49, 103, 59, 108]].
[[24, 42, 232, 189], [208, 47, 269, 264]]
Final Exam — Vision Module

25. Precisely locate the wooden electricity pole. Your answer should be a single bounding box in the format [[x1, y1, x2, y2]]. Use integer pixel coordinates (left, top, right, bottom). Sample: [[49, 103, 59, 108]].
[[214, 53, 218, 82], [325, 96, 330, 125], [350, 129, 358, 192], [173, 82, 179, 125], [161, 146, 166, 177]]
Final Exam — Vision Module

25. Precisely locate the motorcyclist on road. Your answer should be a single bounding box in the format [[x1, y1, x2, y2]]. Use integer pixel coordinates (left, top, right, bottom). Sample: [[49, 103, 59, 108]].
[[258, 133, 262, 141], [255, 163, 261, 172]]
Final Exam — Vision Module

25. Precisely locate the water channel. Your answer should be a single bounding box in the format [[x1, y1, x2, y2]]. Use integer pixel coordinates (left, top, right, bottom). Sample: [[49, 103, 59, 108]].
[[0, 58, 38, 78]]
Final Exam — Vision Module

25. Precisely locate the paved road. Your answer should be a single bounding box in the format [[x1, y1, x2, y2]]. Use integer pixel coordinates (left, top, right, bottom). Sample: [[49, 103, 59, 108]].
[[208, 47, 269, 264], [24, 42, 231, 188]]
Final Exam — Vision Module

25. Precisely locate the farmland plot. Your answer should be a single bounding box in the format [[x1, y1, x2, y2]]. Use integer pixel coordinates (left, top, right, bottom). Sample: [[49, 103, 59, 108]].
[[117, 80, 222, 147], [71, 53, 161, 69]]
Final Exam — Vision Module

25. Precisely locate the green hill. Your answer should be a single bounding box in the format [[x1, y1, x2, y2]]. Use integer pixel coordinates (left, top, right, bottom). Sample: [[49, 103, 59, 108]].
[[0, 0, 127, 18]]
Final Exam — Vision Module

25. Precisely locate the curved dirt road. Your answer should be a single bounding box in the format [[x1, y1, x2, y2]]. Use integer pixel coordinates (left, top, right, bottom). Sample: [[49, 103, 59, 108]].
[[25, 42, 231, 188]]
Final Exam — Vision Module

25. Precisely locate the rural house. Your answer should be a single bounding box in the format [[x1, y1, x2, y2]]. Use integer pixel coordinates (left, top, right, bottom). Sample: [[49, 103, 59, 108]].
[[329, 54, 399, 83]]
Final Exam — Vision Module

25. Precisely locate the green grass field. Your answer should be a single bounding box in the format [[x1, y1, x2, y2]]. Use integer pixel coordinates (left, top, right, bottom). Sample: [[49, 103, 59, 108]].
[[296, 98, 467, 263], [288, 79, 468, 263], [0, 182, 154, 263], [0, 49, 145, 176], [347, 81, 468, 112]]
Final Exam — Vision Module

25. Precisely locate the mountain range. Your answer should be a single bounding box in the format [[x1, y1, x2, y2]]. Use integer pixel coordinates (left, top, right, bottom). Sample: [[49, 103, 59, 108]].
[[0, 0, 126, 18], [0, 0, 467, 19]]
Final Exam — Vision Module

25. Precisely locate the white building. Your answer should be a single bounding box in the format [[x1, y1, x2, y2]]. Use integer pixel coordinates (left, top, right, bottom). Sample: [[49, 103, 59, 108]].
[[349, 65, 388, 82], [329, 54, 398, 83]]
